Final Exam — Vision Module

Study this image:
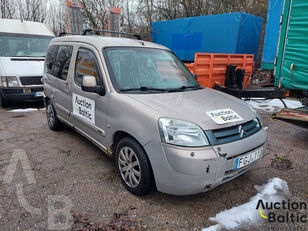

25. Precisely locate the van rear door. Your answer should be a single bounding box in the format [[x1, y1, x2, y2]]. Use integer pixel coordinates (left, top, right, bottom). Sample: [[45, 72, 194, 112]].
[[45, 45, 74, 120]]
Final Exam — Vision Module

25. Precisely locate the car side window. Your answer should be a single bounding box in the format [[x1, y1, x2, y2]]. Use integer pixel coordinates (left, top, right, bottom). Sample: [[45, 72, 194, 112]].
[[45, 45, 73, 80], [53, 46, 73, 80], [45, 45, 59, 76], [74, 48, 100, 86]]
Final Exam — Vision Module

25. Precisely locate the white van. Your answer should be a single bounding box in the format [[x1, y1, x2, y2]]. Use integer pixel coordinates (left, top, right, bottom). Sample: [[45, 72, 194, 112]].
[[0, 19, 54, 107]]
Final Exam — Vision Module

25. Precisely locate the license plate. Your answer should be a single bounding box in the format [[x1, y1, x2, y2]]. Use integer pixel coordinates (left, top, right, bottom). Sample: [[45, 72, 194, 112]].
[[234, 147, 263, 170], [34, 91, 44, 97]]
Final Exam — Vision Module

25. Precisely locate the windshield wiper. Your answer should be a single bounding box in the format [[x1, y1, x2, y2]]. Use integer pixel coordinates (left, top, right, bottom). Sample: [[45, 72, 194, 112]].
[[119, 86, 167, 92], [166, 85, 203, 92]]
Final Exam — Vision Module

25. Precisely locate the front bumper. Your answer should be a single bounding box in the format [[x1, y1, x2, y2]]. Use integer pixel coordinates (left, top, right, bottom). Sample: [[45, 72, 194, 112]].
[[0, 87, 44, 102], [143, 127, 267, 195]]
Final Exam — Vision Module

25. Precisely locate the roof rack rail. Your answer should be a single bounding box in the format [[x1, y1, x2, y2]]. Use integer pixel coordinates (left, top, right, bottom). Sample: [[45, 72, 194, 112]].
[[82, 29, 141, 40], [58, 32, 80, 37]]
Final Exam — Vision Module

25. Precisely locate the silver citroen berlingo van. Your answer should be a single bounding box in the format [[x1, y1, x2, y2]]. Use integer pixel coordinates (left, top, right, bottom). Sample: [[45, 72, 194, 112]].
[[43, 30, 267, 196]]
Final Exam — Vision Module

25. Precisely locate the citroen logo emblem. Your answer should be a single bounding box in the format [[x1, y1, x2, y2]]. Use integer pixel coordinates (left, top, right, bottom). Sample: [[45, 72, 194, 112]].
[[239, 125, 246, 138]]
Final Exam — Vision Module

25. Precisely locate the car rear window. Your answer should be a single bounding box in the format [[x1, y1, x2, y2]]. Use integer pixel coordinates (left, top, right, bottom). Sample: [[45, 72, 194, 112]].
[[45, 45, 73, 80]]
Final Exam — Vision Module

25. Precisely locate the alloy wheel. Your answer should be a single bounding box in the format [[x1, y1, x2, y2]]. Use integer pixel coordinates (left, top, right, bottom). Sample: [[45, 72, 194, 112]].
[[118, 146, 141, 188], [47, 104, 56, 127]]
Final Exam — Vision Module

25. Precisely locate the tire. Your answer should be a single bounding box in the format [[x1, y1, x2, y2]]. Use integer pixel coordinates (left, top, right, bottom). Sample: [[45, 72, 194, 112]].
[[115, 137, 154, 196], [46, 100, 63, 131], [0, 94, 9, 108]]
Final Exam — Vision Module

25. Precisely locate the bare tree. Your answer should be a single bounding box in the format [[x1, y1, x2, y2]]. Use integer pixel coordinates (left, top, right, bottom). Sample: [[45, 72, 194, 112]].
[[137, 0, 155, 40], [155, 0, 182, 20], [46, 1, 67, 36], [80, 0, 124, 30], [122, 0, 137, 33], [1, 0, 16, 19], [18, 0, 47, 22]]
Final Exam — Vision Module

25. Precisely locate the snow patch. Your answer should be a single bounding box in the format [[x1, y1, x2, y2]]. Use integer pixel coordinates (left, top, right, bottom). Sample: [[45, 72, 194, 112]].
[[202, 178, 290, 231], [247, 99, 302, 113], [9, 108, 39, 112]]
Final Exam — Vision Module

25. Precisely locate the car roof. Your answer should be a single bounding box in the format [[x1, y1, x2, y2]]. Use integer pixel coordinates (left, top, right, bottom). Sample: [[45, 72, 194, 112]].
[[50, 35, 169, 50], [0, 19, 55, 37]]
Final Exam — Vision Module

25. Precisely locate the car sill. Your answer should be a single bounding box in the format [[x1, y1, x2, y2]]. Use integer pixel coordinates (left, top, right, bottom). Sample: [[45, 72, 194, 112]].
[[57, 115, 113, 158]]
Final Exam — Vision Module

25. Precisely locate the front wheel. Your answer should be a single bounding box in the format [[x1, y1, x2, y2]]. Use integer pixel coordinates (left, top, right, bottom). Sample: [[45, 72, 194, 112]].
[[46, 100, 63, 130], [115, 137, 154, 196]]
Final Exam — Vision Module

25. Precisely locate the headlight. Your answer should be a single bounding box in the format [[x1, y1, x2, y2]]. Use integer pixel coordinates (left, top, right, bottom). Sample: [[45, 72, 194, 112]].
[[6, 76, 19, 87], [253, 117, 261, 128], [255, 115, 263, 127], [158, 118, 209, 147]]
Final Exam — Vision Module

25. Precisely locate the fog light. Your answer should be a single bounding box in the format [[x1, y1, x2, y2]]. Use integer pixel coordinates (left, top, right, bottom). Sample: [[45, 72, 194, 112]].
[[23, 89, 31, 93]]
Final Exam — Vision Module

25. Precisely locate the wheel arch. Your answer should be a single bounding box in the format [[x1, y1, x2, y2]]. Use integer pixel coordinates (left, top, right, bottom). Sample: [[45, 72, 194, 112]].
[[112, 130, 156, 189], [43, 96, 50, 106]]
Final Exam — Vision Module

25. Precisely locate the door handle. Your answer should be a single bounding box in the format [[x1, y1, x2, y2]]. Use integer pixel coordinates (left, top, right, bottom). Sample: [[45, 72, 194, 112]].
[[290, 63, 295, 79]]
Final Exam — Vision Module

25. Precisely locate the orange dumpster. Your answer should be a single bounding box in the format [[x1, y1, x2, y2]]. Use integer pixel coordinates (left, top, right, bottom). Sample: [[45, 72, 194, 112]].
[[185, 53, 254, 88], [185, 63, 195, 73]]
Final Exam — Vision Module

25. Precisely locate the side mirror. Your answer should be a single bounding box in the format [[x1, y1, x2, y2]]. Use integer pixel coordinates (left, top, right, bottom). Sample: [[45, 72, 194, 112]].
[[192, 73, 198, 81], [81, 75, 105, 96]]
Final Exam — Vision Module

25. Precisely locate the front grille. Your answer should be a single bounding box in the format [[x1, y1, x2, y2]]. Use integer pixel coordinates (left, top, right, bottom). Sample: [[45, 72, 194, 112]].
[[205, 118, 261, 145], [20, 76, 42, 86]]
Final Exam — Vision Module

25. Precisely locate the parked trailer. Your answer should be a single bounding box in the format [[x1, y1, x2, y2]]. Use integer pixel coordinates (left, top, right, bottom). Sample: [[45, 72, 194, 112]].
[[275, 0, 308, 98], [273, 0, 308, 123]]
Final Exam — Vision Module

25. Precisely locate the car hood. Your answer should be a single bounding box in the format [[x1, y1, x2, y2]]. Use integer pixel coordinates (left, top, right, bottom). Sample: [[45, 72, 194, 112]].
[[0, 57, 45, 76], [126, 88, 256, 130]]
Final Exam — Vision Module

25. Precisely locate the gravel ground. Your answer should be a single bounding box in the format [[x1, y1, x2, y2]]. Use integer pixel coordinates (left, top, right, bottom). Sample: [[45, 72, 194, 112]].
[[0, 102, 307, 231]]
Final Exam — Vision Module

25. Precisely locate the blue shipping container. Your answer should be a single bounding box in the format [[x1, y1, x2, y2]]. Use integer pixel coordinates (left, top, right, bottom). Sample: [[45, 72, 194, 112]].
[[151, 12, 263, 62], [261, 0, 284, 70]]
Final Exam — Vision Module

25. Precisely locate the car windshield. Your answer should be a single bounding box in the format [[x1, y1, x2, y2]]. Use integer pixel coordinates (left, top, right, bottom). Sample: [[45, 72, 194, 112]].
[[0, 33, 53, 57], [104, 47, 200, 92]]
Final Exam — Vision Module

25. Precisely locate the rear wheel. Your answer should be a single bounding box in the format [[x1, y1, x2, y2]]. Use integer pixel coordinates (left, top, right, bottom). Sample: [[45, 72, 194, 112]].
[[46, 100, 63, 130], [0, 94, 9, 108], [115, 137, 153, 196]]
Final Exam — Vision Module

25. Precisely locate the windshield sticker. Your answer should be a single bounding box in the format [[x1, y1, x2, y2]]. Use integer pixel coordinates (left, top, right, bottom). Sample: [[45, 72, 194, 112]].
[[73, 93, 95, 125], [206, 108, 243, 124]]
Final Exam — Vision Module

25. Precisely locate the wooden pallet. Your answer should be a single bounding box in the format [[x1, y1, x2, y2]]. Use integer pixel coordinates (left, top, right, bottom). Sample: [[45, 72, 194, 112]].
[[274, 107, 308, 122]]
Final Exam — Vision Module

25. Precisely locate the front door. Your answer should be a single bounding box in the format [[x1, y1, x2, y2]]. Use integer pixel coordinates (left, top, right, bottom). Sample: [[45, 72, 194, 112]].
[[69, 44, 109, 147]]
